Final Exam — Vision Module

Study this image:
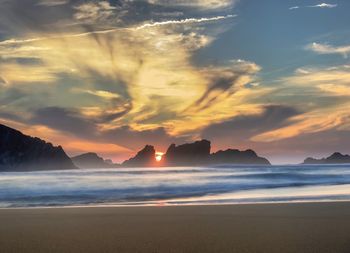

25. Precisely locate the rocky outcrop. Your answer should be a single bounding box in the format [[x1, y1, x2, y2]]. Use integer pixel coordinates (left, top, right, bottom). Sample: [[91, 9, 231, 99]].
[[163, 140, 211, 166], [71, 152, 119, 168], [122, 140, 271, 167], [210, 149, 271, 165], [0, 124, 77, 171], [161, 139, 270, 166], [303, 152, 350, 164], [122, 145, 156, 167]]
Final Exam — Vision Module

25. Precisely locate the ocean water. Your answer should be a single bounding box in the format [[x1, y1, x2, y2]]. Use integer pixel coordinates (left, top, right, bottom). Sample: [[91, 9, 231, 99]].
[[1, 164, 350, 208]]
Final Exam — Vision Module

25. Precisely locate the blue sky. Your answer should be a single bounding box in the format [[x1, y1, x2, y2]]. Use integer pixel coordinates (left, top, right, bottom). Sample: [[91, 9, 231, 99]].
[[195, 1, 350, 78], [0, 0, 349, 163]]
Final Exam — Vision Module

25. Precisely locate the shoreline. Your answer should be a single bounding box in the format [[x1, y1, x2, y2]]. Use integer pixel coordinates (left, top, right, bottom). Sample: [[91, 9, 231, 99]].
[[1, 202, 350, 252], [2, 199, 350, 210]]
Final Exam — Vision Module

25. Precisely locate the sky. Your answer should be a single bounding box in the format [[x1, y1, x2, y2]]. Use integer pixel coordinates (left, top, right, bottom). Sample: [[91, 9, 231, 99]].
[[0, 0, 350, 164]]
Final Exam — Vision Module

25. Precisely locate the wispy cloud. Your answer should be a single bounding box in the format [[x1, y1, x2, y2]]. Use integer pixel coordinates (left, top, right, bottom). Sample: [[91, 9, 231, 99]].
[[37, 0, 68, 6], [73, 1, 117, 23], [289, 2, 337, 10], [252, 65, 350, 142], [0, 14, 236, 46], [0, 8, 262, 146], [289, 6, 300, 10], [308, 3, 337, 8], [147, 0, 237, 10], [306, 42, 350, 58], [135, 14, 236, 30]]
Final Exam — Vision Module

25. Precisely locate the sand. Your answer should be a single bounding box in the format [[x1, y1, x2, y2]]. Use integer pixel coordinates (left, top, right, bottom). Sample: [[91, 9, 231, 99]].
[[1, 202, 350, 253]]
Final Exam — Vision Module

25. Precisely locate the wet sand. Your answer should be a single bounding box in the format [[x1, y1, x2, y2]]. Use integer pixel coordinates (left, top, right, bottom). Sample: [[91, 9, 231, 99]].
[[1, 202, 350, 253]]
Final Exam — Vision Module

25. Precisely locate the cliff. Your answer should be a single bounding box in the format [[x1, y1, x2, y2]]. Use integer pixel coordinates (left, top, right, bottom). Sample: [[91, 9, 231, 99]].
[[0, 124, 77, 171]]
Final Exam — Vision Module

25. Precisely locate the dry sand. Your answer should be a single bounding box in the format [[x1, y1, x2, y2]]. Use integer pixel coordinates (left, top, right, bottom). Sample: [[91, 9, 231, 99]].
[[1, 202, 350, 253]]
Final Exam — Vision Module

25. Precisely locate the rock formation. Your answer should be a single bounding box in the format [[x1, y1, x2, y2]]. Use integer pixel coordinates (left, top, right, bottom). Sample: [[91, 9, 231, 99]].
[[0, 124, 77, 171], [122, 145, 156, 167], [163, 140, 211, 166], [71, 152, 119, 168], [303, 152, 350, 164], [210, 149, 270, 165], [123, 140, 271, 167]]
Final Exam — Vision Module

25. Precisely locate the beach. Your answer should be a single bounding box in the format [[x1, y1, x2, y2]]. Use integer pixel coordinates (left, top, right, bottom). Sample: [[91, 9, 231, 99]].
[[1, 202, 350, 253]]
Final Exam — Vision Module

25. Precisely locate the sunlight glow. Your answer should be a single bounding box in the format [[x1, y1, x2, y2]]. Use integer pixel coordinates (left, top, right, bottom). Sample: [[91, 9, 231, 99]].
[[155, 152, 164, 162]]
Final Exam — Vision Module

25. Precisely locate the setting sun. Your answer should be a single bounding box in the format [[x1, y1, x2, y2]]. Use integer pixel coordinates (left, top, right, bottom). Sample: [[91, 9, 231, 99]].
[[155, 152, 164, 162]]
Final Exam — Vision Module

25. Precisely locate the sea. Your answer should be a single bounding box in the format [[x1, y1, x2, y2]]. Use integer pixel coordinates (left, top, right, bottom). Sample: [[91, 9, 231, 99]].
[[1, 164, 350, 208]]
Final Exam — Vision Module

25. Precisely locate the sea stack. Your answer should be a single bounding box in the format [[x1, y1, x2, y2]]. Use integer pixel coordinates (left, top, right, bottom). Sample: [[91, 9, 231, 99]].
[[163, 140, 211, 166], [122, 145, 156, 167], [210, 149, 271, 165]]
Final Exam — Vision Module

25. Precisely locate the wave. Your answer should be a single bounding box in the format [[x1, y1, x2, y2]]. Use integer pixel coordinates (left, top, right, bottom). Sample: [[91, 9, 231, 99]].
[[1, 164, 350, 208]]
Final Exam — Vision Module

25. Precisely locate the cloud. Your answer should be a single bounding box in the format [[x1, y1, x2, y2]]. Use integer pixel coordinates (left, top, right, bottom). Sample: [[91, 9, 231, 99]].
[[289, 6, 300, 10], [74, 89, 120, 99], [37, 0, 69, 6], [0, 76, 7, 86], [187, 59, 261, 112], [0, 0, 271, 160], [0, 111, 25, 122], [28, 106, 187, 153], [63, 140, 132, 158], [308, 3, 337, 8], [252, 109, 347, 142], [135, 14, 236, 30], [0, 88, 26, 105], [289, 3, 337, 10], [0, 64, 59, 84], [147, 0, 238, 10], [30, 107, 98, 137], [306, 42, 350, 58], [285, 65, 350, 96], [0, 0, 76, 36], [102, 126, 188, 151], [0, 23, 265, 145], [252, 65, 350, 142], [73, 1, 117, 24], [201, 105, 300, 144], [0, 14, 235, 46]]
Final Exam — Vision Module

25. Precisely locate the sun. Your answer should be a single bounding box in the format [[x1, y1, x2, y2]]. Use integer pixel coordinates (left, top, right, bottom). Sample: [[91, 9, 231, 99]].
[[155, 152, 164, 162]]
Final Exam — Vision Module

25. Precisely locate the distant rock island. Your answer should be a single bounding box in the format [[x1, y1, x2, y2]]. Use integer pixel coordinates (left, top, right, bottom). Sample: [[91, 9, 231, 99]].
[[303, 152, 350, 164], [71, 152, 119, 168], [0, 124, 77, 171], [210, 149, 270, 165], [123, 140, 270, 167]]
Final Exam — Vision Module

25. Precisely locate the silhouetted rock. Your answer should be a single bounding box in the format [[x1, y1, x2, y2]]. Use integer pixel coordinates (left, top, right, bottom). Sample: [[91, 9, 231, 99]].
[[0, 124, 77, 171], [303, 157, 325, 164], [122, 145, 156, 167], [71, 152, 119, 168], [303, 152, 350, 164], [122, 139, 270, 167], [210, 149, 270, 165], [104, 159, 114, 165], [164, 140, 211, 166]]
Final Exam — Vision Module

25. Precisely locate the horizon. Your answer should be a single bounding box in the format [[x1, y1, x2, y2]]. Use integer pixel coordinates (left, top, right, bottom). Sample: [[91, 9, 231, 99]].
[[2, 122, 346, 166], [1, 0, 350, 164]]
